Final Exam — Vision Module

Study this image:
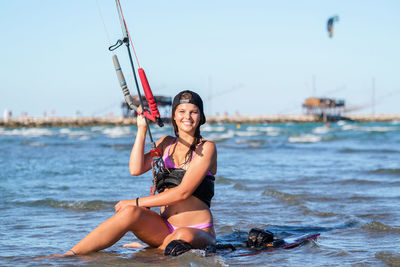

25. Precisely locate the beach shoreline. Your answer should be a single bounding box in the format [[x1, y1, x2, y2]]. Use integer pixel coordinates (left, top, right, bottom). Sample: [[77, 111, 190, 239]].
[[1, 114, 399, 127]]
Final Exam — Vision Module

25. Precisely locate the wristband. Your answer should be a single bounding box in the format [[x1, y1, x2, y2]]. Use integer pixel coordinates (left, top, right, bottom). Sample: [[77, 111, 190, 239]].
[[136, 197, 139, 207]]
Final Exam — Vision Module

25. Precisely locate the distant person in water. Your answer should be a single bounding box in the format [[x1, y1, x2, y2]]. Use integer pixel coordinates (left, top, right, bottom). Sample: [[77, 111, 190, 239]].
[[54, 90, 217, 257]]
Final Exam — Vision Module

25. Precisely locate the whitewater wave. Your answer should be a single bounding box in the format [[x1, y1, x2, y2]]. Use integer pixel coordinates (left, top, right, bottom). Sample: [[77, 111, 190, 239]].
[[289, 134, 322, 143], [312, 126, 330, 134], [0, 128, 55, 137], [342, 125, 398, 132], [102, 127, 133, 138]]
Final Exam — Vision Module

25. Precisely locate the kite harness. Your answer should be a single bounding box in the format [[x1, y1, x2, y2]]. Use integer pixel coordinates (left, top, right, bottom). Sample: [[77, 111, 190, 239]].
[[108, 0, 166, 195]]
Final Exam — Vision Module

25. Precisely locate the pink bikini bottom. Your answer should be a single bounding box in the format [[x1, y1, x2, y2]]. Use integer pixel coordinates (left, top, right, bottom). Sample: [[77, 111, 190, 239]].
[[163, 218, 213, 234]]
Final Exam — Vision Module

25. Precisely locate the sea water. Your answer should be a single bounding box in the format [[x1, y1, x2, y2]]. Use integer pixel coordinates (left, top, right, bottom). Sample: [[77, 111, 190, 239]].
[[1, 121, 400, 266]]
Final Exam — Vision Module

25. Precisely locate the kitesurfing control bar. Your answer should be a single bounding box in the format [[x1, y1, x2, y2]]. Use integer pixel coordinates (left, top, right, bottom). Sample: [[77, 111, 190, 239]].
[[111, 0, 167, 147], [109, 0, 166, 196]]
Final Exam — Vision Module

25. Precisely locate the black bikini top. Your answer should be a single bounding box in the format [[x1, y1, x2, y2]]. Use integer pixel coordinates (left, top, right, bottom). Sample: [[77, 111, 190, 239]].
[[155, 168, 215, 208]]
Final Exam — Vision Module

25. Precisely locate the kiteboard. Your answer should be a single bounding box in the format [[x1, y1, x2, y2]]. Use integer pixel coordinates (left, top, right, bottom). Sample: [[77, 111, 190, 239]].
[[231, 232, 320, 257], [203, 232, 320, 257]]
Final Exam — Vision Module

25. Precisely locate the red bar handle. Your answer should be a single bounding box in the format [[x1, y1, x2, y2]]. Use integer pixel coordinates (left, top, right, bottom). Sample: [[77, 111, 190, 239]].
[[138, 68, 161, 121]]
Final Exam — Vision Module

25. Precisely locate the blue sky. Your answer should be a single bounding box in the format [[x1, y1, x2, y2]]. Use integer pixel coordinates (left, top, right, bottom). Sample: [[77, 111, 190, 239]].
[[1, 0, 399, 117]]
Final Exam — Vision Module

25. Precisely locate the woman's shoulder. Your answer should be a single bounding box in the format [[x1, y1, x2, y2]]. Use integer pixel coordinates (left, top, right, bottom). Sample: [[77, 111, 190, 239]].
[[197, 139, 217, 153], [156, 135, 176, 151], [157, 135, 175, 143], [200, 139, 216, 146]]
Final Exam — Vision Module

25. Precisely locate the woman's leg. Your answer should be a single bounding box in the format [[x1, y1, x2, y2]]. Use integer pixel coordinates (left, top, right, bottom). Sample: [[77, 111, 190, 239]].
[[68, 206, 171, 255]]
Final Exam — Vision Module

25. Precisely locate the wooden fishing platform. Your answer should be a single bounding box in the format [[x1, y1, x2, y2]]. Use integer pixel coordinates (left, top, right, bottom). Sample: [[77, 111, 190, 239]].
[[302, 97, 349, 122]]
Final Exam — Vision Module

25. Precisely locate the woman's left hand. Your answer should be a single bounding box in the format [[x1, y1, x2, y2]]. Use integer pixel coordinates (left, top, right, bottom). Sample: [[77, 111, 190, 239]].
[[136, 105, 147, 130], [115, 199, 136, 213]]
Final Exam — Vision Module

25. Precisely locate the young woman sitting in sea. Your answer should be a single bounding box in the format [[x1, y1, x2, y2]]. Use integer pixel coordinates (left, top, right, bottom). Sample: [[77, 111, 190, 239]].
[[54, 90, 217, 256]]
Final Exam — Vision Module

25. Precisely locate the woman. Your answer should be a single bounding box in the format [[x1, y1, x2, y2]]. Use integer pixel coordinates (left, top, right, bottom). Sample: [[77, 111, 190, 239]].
[[60, 90, 217, 256]]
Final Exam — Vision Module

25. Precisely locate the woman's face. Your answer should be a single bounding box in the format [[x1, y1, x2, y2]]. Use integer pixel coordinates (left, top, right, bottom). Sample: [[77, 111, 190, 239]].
[[173, 103, 201, 134]]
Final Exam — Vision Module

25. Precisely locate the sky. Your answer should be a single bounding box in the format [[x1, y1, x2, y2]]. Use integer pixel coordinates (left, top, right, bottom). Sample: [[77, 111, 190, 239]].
[[1, 0, 399, 117]]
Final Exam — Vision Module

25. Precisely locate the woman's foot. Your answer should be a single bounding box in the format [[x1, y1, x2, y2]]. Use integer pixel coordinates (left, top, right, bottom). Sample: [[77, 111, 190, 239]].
[[123, 242, 145, 248]]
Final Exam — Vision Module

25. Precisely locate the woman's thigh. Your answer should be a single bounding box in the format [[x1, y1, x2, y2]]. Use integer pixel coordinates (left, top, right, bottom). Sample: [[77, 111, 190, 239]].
[[129, 207, 171, 247]]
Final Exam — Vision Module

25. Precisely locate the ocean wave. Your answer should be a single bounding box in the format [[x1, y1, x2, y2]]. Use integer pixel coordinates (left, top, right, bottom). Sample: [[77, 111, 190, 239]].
[[262, 188, 301, 205], [202, 125, 226, 132], [0, 128, 55, 137], [288, 134, 322, 143], [362, 221, 400, 232], [101, 144, 132, 150], [235, 131, 261, 137], [59, 128, 92, 140], [262, 189, 342, 218], [267, 222, 358, 234], [102, 127, 133, 138], [234, 139, 265, 148], [247, 126, 281, 133], [21, 141, 46, 146], [251, 126, 282, 136], [36, 185, 70, 191], [342, 125, 398, 132], [349, 196, 377, 201], [89, 126, 106, 132], [215, 176, 236, 185], [339, 148, 400, 154], [233, 183, 253, 191], [375, 251, 400, 266], [18, 199, 114, 211], [206, 130, 235, 143], [336, 178, 381, 185], [59, 128, 73, 134], [368, 168, 400, 176], [364, 126, 398, 132], [341, 125, 358, 131], [312, 126, 331, 134], [302, 208, 338, 218]]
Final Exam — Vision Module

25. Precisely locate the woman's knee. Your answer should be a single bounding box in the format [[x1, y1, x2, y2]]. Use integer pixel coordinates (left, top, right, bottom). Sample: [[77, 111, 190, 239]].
[[117, 206, 143, 224]]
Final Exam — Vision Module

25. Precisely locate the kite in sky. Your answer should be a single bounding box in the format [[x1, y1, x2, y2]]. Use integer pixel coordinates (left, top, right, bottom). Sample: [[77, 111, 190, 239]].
[[327, 15, 339, 38]]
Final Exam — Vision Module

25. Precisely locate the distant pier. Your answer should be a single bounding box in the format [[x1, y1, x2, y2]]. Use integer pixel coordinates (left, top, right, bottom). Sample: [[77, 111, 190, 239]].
[[1, 114, 399, 128]]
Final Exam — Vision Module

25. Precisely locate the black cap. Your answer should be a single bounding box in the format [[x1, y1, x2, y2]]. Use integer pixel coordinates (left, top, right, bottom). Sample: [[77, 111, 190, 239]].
[[172, 90, 206, 125]]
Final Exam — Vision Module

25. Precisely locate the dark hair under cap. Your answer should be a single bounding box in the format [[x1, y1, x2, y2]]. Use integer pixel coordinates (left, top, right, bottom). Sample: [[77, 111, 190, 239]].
[[172, 90, 206, 125]]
